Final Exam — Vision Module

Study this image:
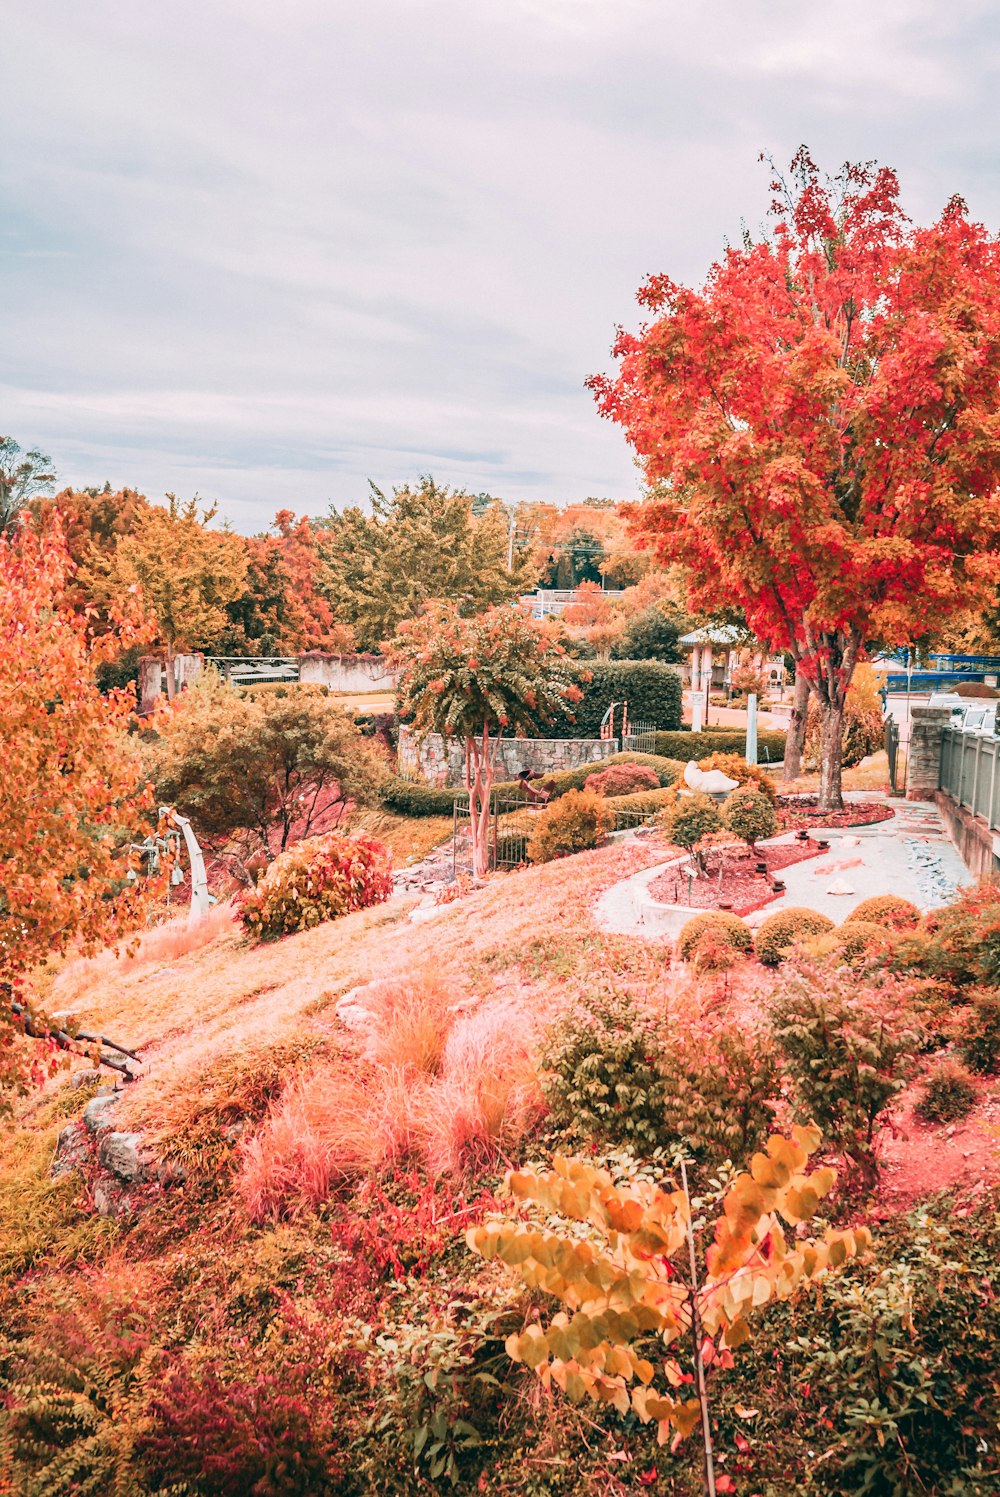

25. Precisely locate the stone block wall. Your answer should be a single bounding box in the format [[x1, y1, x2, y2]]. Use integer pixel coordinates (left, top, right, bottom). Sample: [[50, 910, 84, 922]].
[[907, 705, 951, 800], [397, 726, 618, 788]]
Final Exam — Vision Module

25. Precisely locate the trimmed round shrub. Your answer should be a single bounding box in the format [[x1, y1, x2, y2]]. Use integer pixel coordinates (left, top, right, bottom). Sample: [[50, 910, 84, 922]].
[[660, 793, 723, 853], [830, 920, 894, 962], [756, 906, 835, 966], [526, 789, 610, 864], [237, 831, 393, 940], [698, 753, 777, 803], [723, 786, 778, 848], [849, 894, 922, 931], [677, 911, 754, 964], [958, 991, 1000, 1075], [583, 762, 660, 798], [915, 1060, 978, 1124]]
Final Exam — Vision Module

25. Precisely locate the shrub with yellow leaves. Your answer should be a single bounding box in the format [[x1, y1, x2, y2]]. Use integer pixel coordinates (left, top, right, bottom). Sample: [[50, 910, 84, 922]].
[[467, 1126, 871, 1488]]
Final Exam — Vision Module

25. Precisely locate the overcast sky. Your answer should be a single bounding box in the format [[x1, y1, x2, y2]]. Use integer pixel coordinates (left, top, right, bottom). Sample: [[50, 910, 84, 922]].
[[3, 1, 998, 532]]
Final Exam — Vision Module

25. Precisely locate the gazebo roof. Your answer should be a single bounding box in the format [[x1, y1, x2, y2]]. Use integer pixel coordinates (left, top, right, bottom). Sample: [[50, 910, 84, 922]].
[[678, 625, 743, 647]]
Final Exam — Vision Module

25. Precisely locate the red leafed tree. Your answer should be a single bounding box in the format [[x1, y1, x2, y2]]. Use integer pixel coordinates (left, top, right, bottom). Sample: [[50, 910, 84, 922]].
[[589, 150, 1000, 807], [0, 527, 156, 1102]]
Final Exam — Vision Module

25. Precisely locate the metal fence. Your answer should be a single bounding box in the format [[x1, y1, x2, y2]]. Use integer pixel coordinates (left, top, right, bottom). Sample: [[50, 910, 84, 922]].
[[451, 785, 664, 876], [940, 725, 1000, 830], [621, 721, 658, 755], [204, 656, 300, 686]]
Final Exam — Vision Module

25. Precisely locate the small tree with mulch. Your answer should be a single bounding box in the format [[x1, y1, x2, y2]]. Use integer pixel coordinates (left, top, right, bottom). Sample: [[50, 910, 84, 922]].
[[661, 793, 723, 876]]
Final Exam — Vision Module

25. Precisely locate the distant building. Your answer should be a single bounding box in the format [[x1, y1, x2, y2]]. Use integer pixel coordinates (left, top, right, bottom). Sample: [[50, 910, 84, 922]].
[[679, 626, 785, 694]]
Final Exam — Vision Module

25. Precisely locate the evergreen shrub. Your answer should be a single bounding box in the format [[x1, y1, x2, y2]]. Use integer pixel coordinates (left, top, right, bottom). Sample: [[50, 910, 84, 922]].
[[756, 907, 835, 966], [677, 911, 754, 963], [526, 791, 610, 864], [915, 1060, 978, 1123], [959, 990, 1000, 1074], [849, 894, 922, 930]]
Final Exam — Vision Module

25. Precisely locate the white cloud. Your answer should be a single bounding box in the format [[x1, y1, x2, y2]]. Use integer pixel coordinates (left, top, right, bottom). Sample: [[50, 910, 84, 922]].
[[2, 0, 998, 528]]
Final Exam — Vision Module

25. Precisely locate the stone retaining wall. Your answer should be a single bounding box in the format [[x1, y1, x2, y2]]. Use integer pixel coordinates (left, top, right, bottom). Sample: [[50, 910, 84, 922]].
[[397, 726, 618, 788]]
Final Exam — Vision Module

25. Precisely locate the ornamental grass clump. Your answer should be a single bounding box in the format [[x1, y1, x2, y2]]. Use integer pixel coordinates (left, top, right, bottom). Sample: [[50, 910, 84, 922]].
[[237, 830, 393, 941]]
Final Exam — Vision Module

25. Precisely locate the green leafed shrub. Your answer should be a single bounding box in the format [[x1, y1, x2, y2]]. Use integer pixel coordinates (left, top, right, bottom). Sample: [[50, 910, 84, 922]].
[[539, 989, 669, 1150], [958, 990, 1000, 1074], [722, 786, 778, 847], [915, 1059, 978, 1123], [677, 911, 754, 963], [849, 894, 922, 931], [583, 762, 660, 797], [698, 752, 777, 802], [660, 792, 723, 869], [755, 907, 834, 966], [526, 790, 610, 864], [827, 920, 895, 963], [382, 778, 458, 817], [661, 1027, 778, 1168], [237, 831, 393, 941], [924, 884, 1000, 986], [647, 728, 787, 763], [546, 660, 683, 739], [771, 966, 923, 1179], [602, 786, 681, 830]]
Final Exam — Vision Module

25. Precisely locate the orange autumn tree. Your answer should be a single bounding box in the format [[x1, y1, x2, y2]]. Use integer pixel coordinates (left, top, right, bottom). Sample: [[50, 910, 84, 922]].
[[392, 603, 581, 878], [0, 528, 156, 1102], [590, 150, 1000, 808]]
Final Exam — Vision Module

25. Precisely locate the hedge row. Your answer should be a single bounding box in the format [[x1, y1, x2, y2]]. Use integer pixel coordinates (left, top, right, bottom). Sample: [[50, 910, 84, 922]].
[[647, 727, 787, 763], [381, 751, 685, 818], [547, 660, 683, 739]]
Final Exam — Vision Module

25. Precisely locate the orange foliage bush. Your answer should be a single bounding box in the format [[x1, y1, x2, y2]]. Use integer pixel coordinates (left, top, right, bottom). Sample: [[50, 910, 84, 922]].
[[237, 831, 392, 941]]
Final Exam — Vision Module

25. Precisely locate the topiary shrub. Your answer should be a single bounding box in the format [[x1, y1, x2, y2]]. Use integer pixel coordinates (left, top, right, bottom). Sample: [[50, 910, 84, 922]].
[[828, 920, 895, 963], [849, 894, 922, 931], [677, 911, 754, 964], [539, 989, 669, 1150], [237, 831, 393, 941], [647, 728, 787, 763], [723, 786, 778, 848], [915, 1060, 978, 1123], [698, 752, 777, 802], [583, 762, 660, 798], [660, 792, 723, 873], [756, 907, 835, 966], [526, 790, 610, 864], [958, 990, 1000, 1075]]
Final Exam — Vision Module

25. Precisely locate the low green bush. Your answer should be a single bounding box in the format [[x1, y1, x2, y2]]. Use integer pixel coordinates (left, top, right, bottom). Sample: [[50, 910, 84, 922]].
[[915, 1060, 978, 1123], [382, 778, 458, 817], [526, 790, 610, 864], [647, 728, 787, 763], [924, 884, 1000, 986], [539, 989, 669, 1150], [756, 907, 835, 966], [723, 786, 778, 847], [237, 831, 393, 940], [660, 793, 723, 869], [959, 990, 1000, 1074], [771, 967, 923, 1179], [849, 894, 922, 930], [677, 911, 754, 963], [602, 786, 679, 829], [829, 920, 895, 962]]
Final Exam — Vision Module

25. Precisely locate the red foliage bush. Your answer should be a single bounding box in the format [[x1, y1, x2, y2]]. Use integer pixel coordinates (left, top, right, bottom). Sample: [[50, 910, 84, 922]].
[[583, 762, 660, 798], [236, 830, 392, 941], [139, 1359, 340, 1495]]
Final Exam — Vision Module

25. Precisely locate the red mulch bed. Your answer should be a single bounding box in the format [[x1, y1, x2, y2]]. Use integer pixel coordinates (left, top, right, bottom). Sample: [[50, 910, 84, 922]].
[[648, 840, 824, 916], [778, 797, 894, 831]]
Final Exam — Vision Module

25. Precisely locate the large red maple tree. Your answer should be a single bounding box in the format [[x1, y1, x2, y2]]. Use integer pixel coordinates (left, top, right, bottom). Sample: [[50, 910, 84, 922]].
[[590, 151, 1000, 807]]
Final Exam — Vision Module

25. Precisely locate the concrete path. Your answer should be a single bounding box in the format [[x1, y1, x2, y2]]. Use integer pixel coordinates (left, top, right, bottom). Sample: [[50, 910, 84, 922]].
[[595, 796, 973, 940]]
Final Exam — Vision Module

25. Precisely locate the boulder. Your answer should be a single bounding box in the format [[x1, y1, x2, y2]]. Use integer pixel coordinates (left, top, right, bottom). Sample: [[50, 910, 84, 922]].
[[51, 1121, 90, 1178], [98, 1130, 147, 1183], [82, 1094, 119, 1133]]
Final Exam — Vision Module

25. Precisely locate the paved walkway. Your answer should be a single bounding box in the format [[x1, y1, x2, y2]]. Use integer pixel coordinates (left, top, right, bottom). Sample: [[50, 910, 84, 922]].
[[595, 795, 973, 939]]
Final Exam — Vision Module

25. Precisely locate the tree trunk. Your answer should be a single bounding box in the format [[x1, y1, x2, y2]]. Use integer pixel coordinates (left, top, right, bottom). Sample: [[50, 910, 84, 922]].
[[782, 673, 809, 781], [817, 698, 845, 812], [466, 729, 495, 880], [164, 642, 176, 702]]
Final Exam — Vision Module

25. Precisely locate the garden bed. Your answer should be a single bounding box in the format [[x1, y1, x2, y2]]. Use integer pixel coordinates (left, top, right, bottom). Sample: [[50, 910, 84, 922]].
[[777, 796, 894, 831], [647, 839, 824, 916]]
